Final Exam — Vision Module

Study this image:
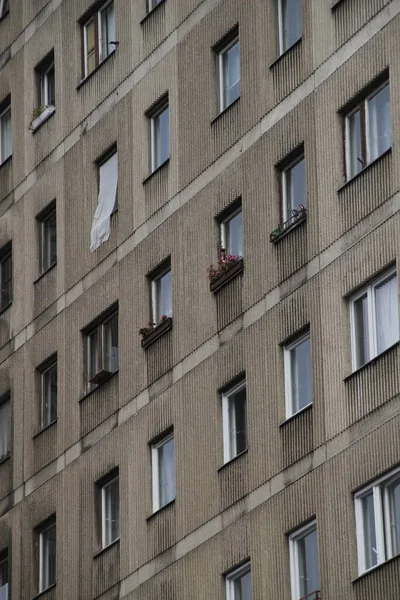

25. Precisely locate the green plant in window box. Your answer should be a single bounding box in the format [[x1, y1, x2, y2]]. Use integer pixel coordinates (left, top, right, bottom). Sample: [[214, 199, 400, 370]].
[[207, 246, 242, 284]]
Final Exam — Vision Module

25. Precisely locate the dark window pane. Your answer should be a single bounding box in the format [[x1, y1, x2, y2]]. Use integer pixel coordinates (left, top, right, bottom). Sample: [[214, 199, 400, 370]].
[[354, 294, 369, 367]]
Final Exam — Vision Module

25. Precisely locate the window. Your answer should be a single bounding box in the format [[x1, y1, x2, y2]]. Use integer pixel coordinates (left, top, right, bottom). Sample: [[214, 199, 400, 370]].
[[350, 268, 399, 370], [277, 0, 302, 55], [149, 100, 169, 172], [222, 379, 247, 463], [101, 474, 120, 548], [39, 519, 56, 592], [152, 431, 175, 511], [0, 244, 12, 311], [0, 393, 10, 462], [39, 359, 57, 429], [355, 467, 400, 574], [218, 35, 240, 112], [82, 0, 115, 77], [289, 522, 320, 600], [0, 101, 11, 165], [148, 0, 163, 12], [345, 81, 391, 179], [225, 562, 252, 600], [282, 154, 306, 221], [36, 53, 55, 108], [284, 331, 312, 418], [86, 307, 118, 387], [220, 206, 243, 257], [151, 264, 172, 323], [90, 151, 118, 251], [38, 203, 57, 273], [0, 0, 9, 19], [0, 551, 8, 600]]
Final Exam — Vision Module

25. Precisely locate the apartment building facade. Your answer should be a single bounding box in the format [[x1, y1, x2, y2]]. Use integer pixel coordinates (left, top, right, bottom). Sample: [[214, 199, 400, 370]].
[[0, 0, 399, 598]]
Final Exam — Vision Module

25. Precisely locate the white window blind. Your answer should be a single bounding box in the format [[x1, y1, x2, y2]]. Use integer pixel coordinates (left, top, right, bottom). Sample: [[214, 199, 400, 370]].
[[90, 152, 118, 252]]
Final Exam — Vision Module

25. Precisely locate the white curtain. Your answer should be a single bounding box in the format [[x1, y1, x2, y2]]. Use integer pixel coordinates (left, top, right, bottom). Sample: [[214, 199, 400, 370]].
[[90, 153, 118, 252], [375, 275, 398, 354]]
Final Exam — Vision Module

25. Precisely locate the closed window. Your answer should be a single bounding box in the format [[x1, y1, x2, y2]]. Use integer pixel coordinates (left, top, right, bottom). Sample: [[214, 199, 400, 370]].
[[0, 0, 9, 19], [0, 101, 11, 165], [222, 379, 247, 463], [82, 0, 115, 77], [149, 100, 169, 172], [220, 206, 243, 257], [0, 393, 10, 461], [218, 35, 240, 112], [350, 268, 399, 370], [284, 331, 312, 418], [345, 81, 391, 179], [0, 243, 11, 311], [355, 467, 400, 574], [282, 154, 306, 221], [289, 522, 320, 600], [86, 307, 119, 387], [39, 359, 57, 429], [225, 561, 252, 600], [38, 202, 57, 273], [148, 0, 163, 12], [152, 432, 175, 511], [151, 264, 172, 323], [37, 53, 55, 108], [101, 474, 120, 548], [39, 519, 56, 592], [278, 0, 302, 55], [90, 151, 118, 251], [0, 551, 8, 600]]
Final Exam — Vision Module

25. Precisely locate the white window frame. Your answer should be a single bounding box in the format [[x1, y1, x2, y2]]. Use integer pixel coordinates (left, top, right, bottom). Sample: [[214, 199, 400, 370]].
[[39, 520, 56, 593], [86, 309, 119, 386], [151, 265, 172, 323], [101, 474, 120, 549], [40, 360, 57, 429], [284, 331, 312, 419], [150, 100, 169, 173], [225, 561, 251, 600], [355, 465, 400, 575], [0, 104, 11, 165], [40, 61, 55, 107], [152, 431, 175, 512], [345, 80, 390, 179], [350, 267, 398, 370], [83, 0, 115, 77], [220, 206, 243, 256], [0, 0, 9, 18], [289, 520, 319, 600], [222, 379, 247, 464], [218, 36, 240, 113], [282, 154, 305, 222]]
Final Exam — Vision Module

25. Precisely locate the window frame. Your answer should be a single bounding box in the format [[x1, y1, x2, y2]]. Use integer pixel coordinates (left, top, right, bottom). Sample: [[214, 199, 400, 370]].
[[225, 560, 251, 600], [149, 98, 169, 173], [0, 243, 12, 312], [0, 392, 10, 462], [345, 80, 391, 180], [354, 466, 400, 575], [218, 35, 240, 113], [40, 61, 55, 107], [284, 330, 312, 419], [289, 520, 319, 600], [281, 153, 306, 222], [349, 267, 398, 371], [151, 430, 175, 512], [85, 307, 119, 388], [277, 0, 302, 56], [38, 202, 57, 274], [151, 263, 172, 324], [38, 518, 56, 593], [0, 549, 8, 595], [222, 378, 247, 464], [82, 0, 115, 78], [0, 102, 11, 165], [100, 473, 120, 549], [220, 205, 243, 257], [39, 358, 58, 430]]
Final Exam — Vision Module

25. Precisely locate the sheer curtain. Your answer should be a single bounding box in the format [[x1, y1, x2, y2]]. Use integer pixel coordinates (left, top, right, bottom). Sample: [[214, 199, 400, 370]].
[[375, 275, 399, 354], [90, 153, 118, 251]]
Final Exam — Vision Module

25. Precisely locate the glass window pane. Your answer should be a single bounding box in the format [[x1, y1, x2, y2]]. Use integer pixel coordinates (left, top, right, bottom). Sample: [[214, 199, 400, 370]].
[[154, 106, 169, 169], [229, 386, 247, 458], [0, 399, 10, 460], [224, 210, 243, 257], [368, 84, 391, 162], [282, 0, 302, 52], [41, 522, 56, 590], [42, 363, 57, 428], [156, 270, 172, 320], [85, 18, 96, 75], [103, 477, 119, 546], [387, 478, 400, 557], [285, 157, 306, 217], [290, 335, 312, 414], [347, 109, 362, 178], [354, 294, 370, 367], [158, 437, 175, 507], [375, 274, 399, 355], [298, 527, 320, 597], [362, 492, 378, 570], [46, 65, 55, 106], [222, 41, 240, 108], [0, 557, 8, 587], [101, 1, 115, 59], [89, 330, 99, 379], [104, 314, 119, 373], [0, 108, 12, 163], [239, 569, 252, 600]]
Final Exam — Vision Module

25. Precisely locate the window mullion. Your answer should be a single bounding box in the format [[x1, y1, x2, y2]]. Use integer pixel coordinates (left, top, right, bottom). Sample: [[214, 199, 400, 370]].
[[373, 486, 385, 564]]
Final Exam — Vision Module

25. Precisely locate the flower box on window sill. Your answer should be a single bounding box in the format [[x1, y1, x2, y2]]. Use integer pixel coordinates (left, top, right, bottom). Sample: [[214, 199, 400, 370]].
[[209, 258, 244, 293], [30, 105, 55, 132], [270, 205, 306, 243], [140, 316, 172, 348]]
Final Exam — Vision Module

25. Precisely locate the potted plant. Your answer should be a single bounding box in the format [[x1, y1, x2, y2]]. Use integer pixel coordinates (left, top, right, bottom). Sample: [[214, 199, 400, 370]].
[[207, 246, 243, 293], [139, 315, 172, 348]]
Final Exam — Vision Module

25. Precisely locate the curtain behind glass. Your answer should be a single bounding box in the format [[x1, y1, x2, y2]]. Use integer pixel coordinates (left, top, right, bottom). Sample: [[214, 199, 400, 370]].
[[375, 275, 398, 354], [158, 270, 172, 319], [368, 84, 391, 162], [226, 211, 243, 256]]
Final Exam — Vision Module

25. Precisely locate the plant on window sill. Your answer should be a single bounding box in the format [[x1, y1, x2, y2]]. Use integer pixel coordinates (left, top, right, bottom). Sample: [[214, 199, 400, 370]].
[[140, 314, 172, 348], [270, 204, 306, 243], [30, 105, 55, 131], [207, 246, 243, 292]]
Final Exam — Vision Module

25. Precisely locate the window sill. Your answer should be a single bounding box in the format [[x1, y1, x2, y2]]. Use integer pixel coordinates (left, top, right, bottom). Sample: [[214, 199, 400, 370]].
[[352, 552, 400, 583], [211, 97, 240, 125], [0, 155, 12, 170], [344, 341, 399, 382], [337, 148, 392, 193], [30, 106, 56, 133], [76, 50, 116, 90], [140, 0, 167, 24], [33, 418, 58, 440], [141, 316, 173, 349], [142, 158, 170, 185], [34, 262, 57, 284], [279, 403, 313, 427], [147, 499, 175, 521], [80, 369, 119, 402], [209, 258, 244, 293], [0, 301, 12, 316], [270, 209, 307, 244], [93, 538, 120, 559], [269, 37, 302, 69], [218, 448, 248, 472], [0, 452, 10, 466], [32, 583, 56, 600]]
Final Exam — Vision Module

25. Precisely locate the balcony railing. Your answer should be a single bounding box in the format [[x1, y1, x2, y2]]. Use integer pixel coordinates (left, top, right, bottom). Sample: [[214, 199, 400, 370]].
[[299, 591, 321, 600], [270, 204, 307, 243]]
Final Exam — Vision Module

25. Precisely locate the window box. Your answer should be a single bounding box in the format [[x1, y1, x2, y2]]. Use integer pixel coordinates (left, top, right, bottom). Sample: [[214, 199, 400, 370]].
[[208, 251, 243, 293], [140, 316, 172, 349], [270, 205, 306, 243], [30, 105, 55, 132]]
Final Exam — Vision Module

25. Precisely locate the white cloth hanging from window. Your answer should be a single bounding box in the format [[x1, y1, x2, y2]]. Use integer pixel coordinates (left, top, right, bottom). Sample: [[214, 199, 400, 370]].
[[90, 152, 118, 252]]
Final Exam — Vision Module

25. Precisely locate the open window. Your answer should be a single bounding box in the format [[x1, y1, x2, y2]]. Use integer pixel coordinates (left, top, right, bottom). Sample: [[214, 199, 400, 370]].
[[82, 0, 116, 78], [90, 149, 118, 251]]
